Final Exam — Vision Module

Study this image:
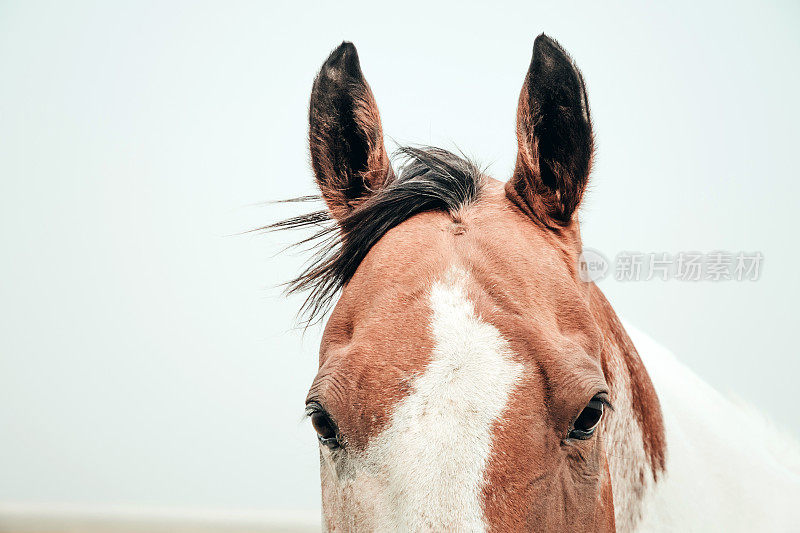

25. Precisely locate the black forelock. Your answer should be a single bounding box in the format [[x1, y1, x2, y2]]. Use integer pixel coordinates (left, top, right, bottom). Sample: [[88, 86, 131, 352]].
[[263, 146, 484, 325]]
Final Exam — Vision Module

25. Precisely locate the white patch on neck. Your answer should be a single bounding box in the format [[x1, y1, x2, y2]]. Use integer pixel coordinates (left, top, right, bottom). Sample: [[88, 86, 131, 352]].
[[625, 323, 800, 532], [330, 266, 524, 531]]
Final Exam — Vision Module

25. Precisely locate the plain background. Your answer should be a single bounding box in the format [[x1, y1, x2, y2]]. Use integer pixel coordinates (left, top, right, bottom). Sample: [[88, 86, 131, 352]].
[[1, 0, 798, 517]]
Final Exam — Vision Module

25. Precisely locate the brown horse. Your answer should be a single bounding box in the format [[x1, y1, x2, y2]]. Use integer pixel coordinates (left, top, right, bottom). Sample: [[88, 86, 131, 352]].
[[274, 35, 800, 531]]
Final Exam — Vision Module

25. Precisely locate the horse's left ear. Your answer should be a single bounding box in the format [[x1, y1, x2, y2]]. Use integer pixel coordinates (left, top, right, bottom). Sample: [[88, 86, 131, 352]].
[[506, 34, 594, 227]]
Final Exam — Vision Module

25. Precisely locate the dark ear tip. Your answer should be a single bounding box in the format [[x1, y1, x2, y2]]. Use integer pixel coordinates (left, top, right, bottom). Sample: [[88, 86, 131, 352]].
[[532, 33, 568, 59], [321, 41, 362, 79]]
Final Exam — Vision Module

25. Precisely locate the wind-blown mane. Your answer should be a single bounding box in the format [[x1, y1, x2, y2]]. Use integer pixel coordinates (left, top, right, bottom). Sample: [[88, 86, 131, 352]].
[[264, 146, 484, 324]]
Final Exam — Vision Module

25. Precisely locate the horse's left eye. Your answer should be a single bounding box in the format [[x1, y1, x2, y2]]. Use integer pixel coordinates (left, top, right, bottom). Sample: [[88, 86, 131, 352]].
[[568, 397, 606, 440], [307, 405, 340, 449]]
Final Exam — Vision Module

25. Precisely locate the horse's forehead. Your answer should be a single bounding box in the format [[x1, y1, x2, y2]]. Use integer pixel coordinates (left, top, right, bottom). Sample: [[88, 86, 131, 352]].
[[327, 178, 577, 319]]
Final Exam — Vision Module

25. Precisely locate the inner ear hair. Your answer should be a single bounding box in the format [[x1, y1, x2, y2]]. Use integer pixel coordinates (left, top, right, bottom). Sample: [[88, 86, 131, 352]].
[[309, 42, 394, 221], [506, 34, 594, 228]]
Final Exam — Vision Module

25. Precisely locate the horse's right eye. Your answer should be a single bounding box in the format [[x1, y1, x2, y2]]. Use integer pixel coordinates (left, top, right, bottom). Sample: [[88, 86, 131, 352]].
[[308, 405, 340, 449]]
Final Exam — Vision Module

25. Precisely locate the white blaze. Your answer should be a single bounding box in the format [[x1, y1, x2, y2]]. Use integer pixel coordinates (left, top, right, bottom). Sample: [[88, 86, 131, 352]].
[[353, 266, 524, 531]]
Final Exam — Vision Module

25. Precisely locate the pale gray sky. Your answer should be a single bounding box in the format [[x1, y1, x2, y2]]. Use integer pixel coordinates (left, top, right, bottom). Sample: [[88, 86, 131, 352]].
[[1, 0, 798, 515]]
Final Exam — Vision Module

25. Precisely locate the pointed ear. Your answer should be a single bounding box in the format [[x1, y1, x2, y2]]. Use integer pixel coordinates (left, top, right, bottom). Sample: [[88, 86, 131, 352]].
[[309, 42, 394, 220], [506, 34, 594, 227]]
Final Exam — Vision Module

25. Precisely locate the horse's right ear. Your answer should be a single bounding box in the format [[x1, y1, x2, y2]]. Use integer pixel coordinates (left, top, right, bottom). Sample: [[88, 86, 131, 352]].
[[506, 34, 594, 228], [309, 42, 394, 221]]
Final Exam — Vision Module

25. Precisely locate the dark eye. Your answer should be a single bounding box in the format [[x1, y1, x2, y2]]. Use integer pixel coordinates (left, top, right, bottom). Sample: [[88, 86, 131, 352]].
[[307, 404, 341, 449], [568, 396, 607, 440]]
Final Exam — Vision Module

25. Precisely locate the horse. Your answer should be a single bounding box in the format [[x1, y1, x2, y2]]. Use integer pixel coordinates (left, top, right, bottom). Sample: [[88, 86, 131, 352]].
[[271, 35, 800, 531]]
